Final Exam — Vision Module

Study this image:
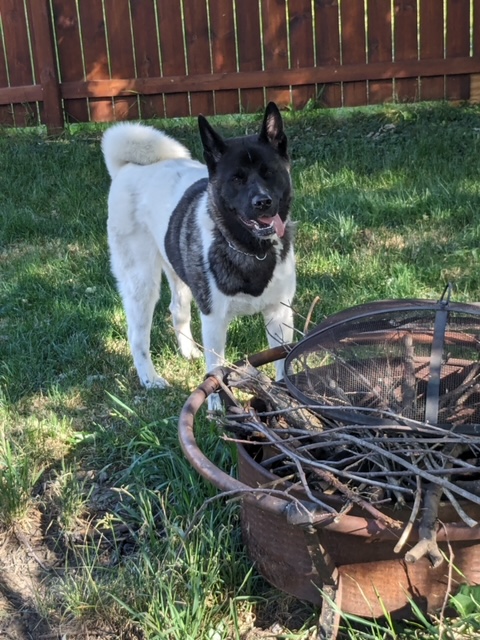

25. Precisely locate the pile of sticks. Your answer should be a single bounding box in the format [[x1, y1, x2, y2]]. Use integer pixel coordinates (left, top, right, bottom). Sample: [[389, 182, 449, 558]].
[[217, 362, 480, 568]]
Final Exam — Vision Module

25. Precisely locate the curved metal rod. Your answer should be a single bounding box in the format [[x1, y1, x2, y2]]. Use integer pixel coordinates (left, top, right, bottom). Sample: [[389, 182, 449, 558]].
[[177, 347, 480, 542]]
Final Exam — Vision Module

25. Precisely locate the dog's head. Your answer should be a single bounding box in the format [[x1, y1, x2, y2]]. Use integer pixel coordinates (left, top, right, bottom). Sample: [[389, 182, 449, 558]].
[[198, 103, 291, 240]]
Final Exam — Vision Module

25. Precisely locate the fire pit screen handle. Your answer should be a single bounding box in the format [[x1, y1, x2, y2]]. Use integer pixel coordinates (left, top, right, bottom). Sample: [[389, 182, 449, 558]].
[[425, 284, 451, 426]]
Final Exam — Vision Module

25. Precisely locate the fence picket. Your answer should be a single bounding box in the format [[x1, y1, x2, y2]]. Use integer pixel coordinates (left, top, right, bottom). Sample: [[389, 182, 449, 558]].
[[183, 0, 214, 116], [1, 0, 37, 126], [288, 0, 315, 109], [367, 0, 393, 104], [262, 0, 290, 106], [419, 0, 444, 101], [314, 0, 342, 108], [475, 0, 480, 55], [236, 0, 265, 113], [156, 0, 189, 118], [76, 0, 114, 123], [52, 0, 88, 124], [209, 0, 239, 116], [340, 0, 368, 107], [104, 0, 139, 120], [445, 0, 470, 101], [394, 0, 419, 102], [0, 2, 13, 126], [473, 0, 480, 101], [130, 0, 165, 120], [27, 0, 63, 132]]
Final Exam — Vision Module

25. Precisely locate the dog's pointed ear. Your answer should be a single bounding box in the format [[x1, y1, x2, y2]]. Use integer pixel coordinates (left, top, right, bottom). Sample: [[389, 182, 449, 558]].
[[259, 102, 288, 158], [198, 115, 227, 172]]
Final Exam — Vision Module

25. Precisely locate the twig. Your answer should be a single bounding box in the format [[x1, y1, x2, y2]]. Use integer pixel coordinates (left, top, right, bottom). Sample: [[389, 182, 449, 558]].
[[293, 455, 339, 515], [443, 488, 478, 527], [404, 483, 444, 567], [335, 432, 480, 506], [379, 451, 406, 506], [437, 522, 455, 640], [309, 466, 402, 528], [228, 364, 324, 432], [14, 525, 51, 572], [240, 419, 404, 527], [455, 480, 480, 496], [439, 363, 480, 409], [394, 476, 422, 554], [260, 435, 414, 495], [303, 295, 321, 334]]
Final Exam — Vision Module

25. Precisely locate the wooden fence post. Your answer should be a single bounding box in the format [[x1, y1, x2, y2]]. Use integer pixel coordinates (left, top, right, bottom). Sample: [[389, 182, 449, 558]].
[[26, 0, 64, 133]]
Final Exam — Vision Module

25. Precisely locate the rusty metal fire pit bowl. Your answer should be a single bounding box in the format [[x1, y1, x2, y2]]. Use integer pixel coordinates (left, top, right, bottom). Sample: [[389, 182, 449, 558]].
[[178, 294, 480, 636]]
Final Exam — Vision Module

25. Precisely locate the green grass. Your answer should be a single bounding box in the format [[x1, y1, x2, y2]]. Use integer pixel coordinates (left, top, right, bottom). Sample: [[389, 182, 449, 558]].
[[1, 101, 480, 638]]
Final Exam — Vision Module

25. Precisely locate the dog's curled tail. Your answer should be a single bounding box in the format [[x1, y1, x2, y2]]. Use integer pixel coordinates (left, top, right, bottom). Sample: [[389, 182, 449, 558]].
[[102, 123, 191, 180]]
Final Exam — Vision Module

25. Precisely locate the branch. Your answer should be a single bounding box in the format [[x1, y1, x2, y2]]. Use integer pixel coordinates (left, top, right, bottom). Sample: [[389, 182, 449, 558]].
[[404, 483, 443, 567]]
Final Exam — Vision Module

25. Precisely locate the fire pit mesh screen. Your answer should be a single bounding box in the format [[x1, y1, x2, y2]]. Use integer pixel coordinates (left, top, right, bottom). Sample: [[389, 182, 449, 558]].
[[284, 297, 480, 432]]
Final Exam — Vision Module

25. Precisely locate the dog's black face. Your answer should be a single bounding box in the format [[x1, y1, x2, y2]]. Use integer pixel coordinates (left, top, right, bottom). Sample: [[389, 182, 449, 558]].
[[198, 103, 291, 243]]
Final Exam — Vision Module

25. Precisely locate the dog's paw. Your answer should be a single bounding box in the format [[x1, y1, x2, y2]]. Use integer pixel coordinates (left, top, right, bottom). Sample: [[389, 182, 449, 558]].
[[187, 345, 202, 360], [142, 375, 170, 389], [178, 336, 202, 360], [207, 393, 223, 414]]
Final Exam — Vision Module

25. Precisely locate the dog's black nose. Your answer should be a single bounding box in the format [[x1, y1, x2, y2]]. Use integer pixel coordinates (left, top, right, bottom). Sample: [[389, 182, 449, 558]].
[[252, 194, 272, 211]]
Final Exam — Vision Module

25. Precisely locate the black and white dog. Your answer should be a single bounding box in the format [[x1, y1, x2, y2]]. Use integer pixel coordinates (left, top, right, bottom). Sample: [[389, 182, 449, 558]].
[[102, 103, 295, 406]]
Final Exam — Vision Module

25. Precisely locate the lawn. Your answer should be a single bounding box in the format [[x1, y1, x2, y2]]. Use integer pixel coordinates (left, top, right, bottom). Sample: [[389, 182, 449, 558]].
[[1, 101, 480, 639]]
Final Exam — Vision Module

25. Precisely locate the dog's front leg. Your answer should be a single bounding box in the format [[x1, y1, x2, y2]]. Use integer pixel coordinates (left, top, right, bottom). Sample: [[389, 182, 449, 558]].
[[263, 302, 294, 381], [201, 313, 229, 412], [119, 273, 170, 390], [166, 275, 202, 360]]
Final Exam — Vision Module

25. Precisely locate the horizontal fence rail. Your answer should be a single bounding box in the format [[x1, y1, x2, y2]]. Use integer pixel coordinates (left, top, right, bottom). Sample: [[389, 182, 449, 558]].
[[0, 0, 480, 132]]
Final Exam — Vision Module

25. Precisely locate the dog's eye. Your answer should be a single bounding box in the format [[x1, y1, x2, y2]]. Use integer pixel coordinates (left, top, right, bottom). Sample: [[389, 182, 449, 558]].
[[261, 168, 273, 180], [232, 174, 246, 184]]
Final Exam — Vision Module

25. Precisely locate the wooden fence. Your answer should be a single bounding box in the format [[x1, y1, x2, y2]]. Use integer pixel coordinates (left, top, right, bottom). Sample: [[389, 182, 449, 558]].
[[1, 0, 480, 132]]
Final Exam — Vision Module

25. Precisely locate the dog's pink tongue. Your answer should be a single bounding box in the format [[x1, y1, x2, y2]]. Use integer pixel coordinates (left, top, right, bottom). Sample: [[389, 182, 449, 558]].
[[259, 213, 286, 238]]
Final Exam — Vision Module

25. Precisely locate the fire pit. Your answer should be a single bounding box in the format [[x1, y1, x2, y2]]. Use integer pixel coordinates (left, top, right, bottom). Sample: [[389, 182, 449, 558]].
[[178, 292, 480, 637]]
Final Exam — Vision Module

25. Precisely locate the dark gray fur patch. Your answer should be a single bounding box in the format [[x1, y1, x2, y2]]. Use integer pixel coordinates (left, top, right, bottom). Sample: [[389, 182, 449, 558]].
[[208, 226, 292, 297], [165, 179, 212, 314]]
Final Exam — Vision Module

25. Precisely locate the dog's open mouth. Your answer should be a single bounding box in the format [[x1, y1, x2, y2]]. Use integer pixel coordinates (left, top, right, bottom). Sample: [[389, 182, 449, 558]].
[[240, 213, 286, 238]]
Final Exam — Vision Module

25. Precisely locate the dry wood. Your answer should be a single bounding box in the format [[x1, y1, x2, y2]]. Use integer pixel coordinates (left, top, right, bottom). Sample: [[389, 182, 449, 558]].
[[222, 347, 480, 564], [404, 483, 444, 567], [228, 363, 324, 432], [303, 296, 321, 334], [394, 476, 422, 554], [223, 413, 403, 528], [308, 466, 403, 528]]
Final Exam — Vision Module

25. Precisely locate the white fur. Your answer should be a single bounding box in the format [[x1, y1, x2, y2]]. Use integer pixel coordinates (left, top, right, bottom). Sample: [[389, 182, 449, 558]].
[[103, 123, 296, 405], [102, 123, 191, 179]]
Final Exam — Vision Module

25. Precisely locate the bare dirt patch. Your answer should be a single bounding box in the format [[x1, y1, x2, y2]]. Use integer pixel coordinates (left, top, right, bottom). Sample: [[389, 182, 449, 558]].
[[0, 507, 120, 640], [0, 511, 57, 640]]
